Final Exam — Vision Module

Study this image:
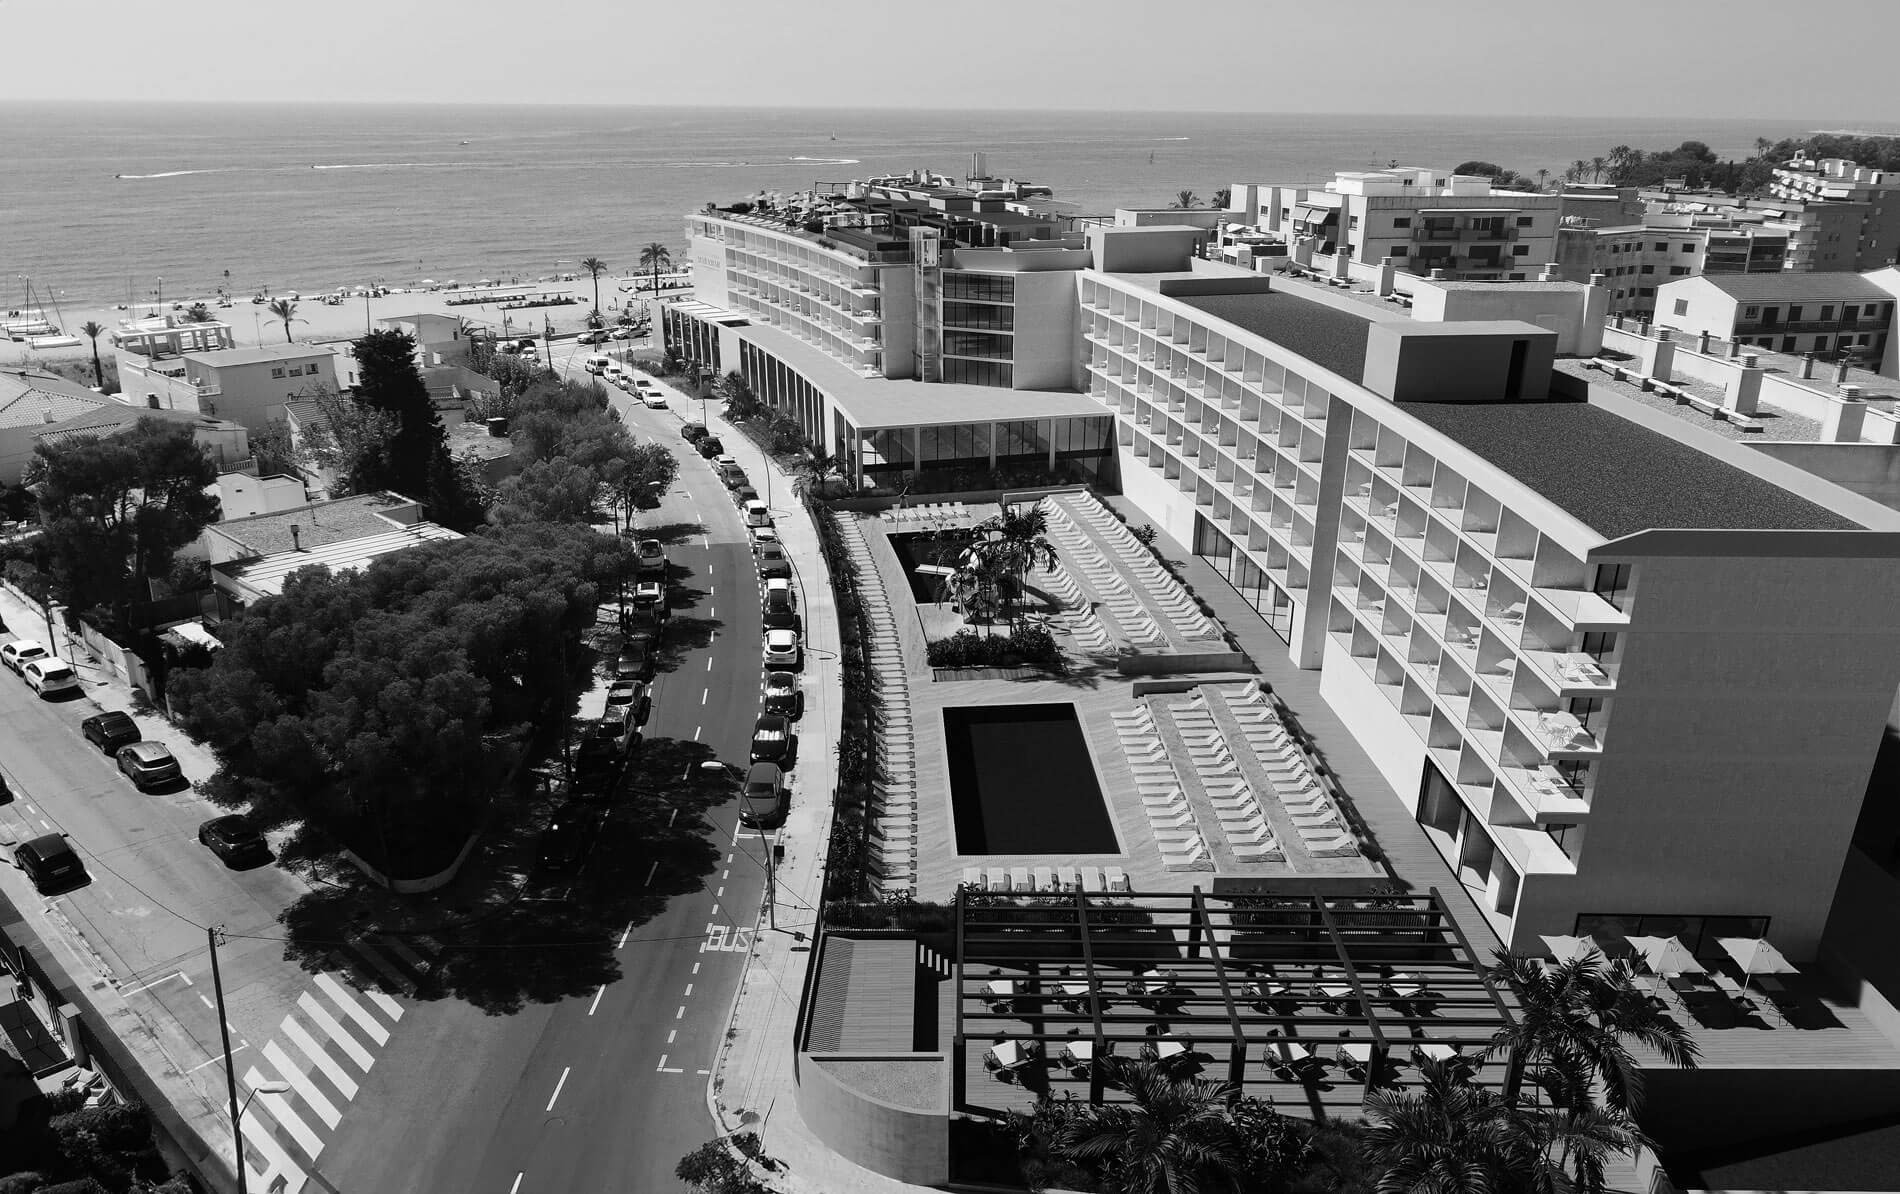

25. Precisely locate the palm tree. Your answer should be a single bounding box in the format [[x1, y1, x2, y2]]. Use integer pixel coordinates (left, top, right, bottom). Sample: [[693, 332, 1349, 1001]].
[[1608, 145, 1635, 181], [1535, 168, 1551, 192], [78, 320, 106, 388], [1754, 137, 1774, 160], [970, 505, 1058, 628], [267, 297, 301, 343], [796, 449, 846, 496], [1568, 160, 1589, 184], [1210, 187, 1232, 210], [1483, 949, 1699, 1116], [1171, 189, 1200, 209], [186, 301, 212, 323], [1590, 156, 1607, 183], [1530, 1104, 1652, 1194], [580, 255, 607, 321], [1053, 1060, 1243, 1194], [1364, 1059, 1521, 1194], [639, 242, 673, 298]]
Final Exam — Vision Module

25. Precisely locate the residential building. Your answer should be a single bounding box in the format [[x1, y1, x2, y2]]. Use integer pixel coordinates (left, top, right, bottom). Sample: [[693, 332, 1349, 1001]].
[[202, 491, 460, 605], [1653, 272, 1896, 363], [1555, 216, 1788, 317], [0, 368, 118, 482], [1233, 168, 1561, 283], [113, 337, 338, 432], [23, 404, 250, 486], [216, 471, 308, 519], [1767, 158, 1900, 271], [378, 312, 469, 367]]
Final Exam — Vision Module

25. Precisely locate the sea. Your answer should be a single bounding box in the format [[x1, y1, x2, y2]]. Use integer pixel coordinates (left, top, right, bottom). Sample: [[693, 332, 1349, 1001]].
[[0, 102, 1830, 313]]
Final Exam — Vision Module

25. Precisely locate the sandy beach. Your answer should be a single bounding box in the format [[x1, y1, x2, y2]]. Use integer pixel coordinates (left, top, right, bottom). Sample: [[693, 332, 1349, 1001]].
[[0, 270, 687, 369]]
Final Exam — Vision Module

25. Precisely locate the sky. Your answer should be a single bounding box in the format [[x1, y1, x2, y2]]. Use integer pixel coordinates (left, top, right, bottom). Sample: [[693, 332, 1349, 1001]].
[[0, 0, 1895, 123]]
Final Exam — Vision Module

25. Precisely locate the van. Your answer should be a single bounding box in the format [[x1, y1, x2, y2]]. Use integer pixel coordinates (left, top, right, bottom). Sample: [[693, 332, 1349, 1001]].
[[743, 500, 772, 529], [585, 354, 612, 375]]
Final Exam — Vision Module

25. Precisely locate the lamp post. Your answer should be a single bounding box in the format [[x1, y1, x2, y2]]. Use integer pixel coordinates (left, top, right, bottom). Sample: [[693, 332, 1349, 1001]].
[[155, 276, 163, 316], [234, 1082, 291, 1193]]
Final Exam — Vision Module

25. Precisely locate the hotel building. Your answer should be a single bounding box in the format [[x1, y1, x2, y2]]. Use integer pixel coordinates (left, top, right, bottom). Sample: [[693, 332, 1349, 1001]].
[[1766, 157, 1900, 272], [671, 192, 1900, 962]]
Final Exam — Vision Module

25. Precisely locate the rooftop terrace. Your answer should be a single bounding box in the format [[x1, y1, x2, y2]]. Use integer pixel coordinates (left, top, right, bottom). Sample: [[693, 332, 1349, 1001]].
[[1172, 289, 1377, 385]]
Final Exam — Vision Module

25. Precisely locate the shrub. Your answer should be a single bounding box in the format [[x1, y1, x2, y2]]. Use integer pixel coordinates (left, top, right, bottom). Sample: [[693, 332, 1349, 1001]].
[[925, 626, 1063, 670], [1131, 523, 1159, 547]]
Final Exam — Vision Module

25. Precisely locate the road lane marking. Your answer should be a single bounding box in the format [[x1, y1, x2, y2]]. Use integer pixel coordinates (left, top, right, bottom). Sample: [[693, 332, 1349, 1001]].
[[692, 962, 700, 975], [675, 1006, 685, 1020], [721, 869, 729, 880], [282, 1017, 358, 1098], [186, 1044, 247, 1073], [656, 1054, 683, 1073], [710, 903, 719, 917], [296, 993, 375, 1071], [315, 973, 390, 1045], [123, 970, 189, 995], [716, 887, 724, 899], [706, 657, 714, 672], [693, 725, 702, 741], [698, 1069, 712, 1075], [709, 606, 716, 618], [701, 688, 708, 703], [545, 1066, 570, 1111], [726, 853, 734, 863], [236, 1102, 305, 1193], [588, 985, 606, 1015], [668, 808, 678, 827], [38, 818, 50, 830], [644, 861, 658, 886], [618, 922, 632, 949], [262, 1040, 341, 1128], [667, 1029, 677, 1044]]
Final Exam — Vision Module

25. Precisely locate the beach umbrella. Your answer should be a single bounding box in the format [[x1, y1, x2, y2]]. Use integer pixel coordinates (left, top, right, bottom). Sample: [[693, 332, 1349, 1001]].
[[1717, 937, 1795, 977], [1627, 935, 1703, 977], [420, 279, 437, 286], [1539, 934, 1605, 964]]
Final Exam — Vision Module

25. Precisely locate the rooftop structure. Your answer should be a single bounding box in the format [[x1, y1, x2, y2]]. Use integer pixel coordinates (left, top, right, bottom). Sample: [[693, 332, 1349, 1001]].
[[0, 370, 121, 483], [204, 492, 460, 604], [110, 313, 235, 360], [1653, 271, 1898, 366]]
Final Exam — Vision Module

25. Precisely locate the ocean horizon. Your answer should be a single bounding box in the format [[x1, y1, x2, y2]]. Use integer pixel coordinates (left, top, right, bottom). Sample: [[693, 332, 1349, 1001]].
[[0, 102, 1830, 313]]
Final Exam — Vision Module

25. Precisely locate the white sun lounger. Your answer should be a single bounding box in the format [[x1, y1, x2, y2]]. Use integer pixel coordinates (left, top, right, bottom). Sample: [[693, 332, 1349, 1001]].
[[987, 866, 1009, 891], [1104, 865, 1130, 891]]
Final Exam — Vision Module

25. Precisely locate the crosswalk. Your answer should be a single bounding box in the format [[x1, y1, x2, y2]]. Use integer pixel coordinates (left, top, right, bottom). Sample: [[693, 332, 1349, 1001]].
[[229, 936, 433, 1194]]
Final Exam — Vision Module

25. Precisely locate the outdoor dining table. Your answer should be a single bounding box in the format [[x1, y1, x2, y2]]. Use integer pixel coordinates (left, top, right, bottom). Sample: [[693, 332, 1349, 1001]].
[[1265, 1040, 1314, 1068], [987, 979, 1018, 997], [1315, 982, 1356, 1009], [1152, 1038, 1188, 1060], [1337, 1042, 1374, 1065], [1060, 1040, 1096, 1065], [988, 1040, 1024, 1069], [1245, 981, 1289, 999], [1059, 981, 1092, 999], [1386, 973, 1423, 999], [1412, 1043, 1461, 1063]]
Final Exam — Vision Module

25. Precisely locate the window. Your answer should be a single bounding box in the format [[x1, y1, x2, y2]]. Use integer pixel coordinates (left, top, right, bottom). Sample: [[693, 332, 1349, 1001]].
[[1788, 305, 1804, 321], [1819, 306, 1834, 321], [1392, 217, 1411, 229], [1348, 215, 1360, 230], [270, 368, 285, 379], [1653, 242, 1668, 252], [1638, 287, 1655, 297], [1844, 304, 1860, 321], [1511, 244, 1530, 257], [1743, 305, 1759, 318], [1516, 216, 1533, 227], [1640, 265, 1655, 274], [1667, 266, 1690, 276], [1592, 563, 1631, 611], [1682, 243, 1697, 254]]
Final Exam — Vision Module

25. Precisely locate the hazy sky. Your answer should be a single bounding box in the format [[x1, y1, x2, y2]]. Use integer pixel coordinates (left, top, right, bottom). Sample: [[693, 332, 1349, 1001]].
[[2, 0, 1895, 122]]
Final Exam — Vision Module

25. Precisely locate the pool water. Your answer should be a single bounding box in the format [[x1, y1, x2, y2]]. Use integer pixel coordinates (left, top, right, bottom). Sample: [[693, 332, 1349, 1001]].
[[943, 703, 1119, 856], [887, 531, 974, 604]]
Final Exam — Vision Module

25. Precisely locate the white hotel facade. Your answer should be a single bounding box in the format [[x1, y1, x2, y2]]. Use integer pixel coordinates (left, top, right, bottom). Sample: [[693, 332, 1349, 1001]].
[[671, 207, 1900, 961]]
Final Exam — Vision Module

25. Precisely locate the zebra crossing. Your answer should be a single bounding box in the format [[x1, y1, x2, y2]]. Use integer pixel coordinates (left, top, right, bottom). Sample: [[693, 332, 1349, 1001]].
[[227, 936, 430, 1194]]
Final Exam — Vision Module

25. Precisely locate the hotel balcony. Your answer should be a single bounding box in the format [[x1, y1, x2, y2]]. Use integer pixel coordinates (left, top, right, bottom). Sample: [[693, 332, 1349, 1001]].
[[1520, 648, 1614, 695], [1497, 764, 1591, 824], [1531, 710, 1602, 758], [1414, 226, 1519, 242]]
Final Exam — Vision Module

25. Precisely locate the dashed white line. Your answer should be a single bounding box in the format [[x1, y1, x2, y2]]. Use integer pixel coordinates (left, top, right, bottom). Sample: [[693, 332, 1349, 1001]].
[[685, 983, 694, 996], [706, 657, 714, 673], [669, 807, 679, 827], [589, 985, 606, 1015], [709, 606, 716, 618], [716, 887, 724, 899], [545, 1066, 570, 1111], [726, 852, 734, 863], [644, 860, 659, 886], [694, 725, 702, 741], [710, 903, 720, 917], [701, 688, 708, 703], [656, 1054, 684, 1073], [692, 962, 701, 975], [667, 1029, 677, 1043], [721, 869, 729, 881], [675, 1006, 685, 1020], [618, 922, 633, 949], [38, 818, 50, 830]]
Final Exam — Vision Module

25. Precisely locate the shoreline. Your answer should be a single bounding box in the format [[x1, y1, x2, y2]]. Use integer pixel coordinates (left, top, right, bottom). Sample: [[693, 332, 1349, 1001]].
[[0, 273, 689, 368]]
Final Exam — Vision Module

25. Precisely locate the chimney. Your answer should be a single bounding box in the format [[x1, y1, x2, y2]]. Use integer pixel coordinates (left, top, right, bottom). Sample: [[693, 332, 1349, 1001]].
[[290, 525, 303, 552]]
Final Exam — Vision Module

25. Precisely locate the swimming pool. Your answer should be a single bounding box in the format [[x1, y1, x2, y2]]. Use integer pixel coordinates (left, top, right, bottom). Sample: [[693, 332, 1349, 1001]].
[[943, 703, 1119, 856], [887, 531, 974, 605]]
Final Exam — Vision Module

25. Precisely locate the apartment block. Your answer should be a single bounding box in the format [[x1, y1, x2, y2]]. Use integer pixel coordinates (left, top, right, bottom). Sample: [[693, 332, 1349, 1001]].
[[1555, 217, 1788, 317], [112, 333, 338, 433], [1235, 168, 1561, 282], [1653, 272, 1897, 363], [1767, 158, 1900, 271], [1078, 239, 1900, 958]]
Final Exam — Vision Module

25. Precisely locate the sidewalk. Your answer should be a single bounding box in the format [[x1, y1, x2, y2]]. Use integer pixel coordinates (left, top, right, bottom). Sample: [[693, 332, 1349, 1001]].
[[697, 410, 935, 1193]]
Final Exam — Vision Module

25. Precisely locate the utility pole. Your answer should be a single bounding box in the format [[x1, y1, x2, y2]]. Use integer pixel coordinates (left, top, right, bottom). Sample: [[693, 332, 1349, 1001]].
[[760, 831, 777, 931], [209, 925, 249, 1194]]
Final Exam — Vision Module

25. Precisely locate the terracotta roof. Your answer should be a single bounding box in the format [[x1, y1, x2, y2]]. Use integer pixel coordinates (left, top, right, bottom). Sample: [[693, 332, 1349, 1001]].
[[0, 369, 113, 429]]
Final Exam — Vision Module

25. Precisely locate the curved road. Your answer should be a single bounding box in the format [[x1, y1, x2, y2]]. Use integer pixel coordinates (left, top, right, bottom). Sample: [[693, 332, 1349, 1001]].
[[326, 350, 783, 1193]]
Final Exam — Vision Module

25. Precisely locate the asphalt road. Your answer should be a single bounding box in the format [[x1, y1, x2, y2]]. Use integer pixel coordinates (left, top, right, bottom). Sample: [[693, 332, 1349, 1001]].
[[331, 349, 785, 1194]]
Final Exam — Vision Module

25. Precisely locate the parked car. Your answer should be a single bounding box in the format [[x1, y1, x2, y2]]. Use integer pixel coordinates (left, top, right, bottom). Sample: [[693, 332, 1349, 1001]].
[[763, 629, 801, 668], [117, 742, 183, 789], [722, 467, 750, 491], [536, 803, 597, 874], [82, 710, 141, 753], [755, 545, 791, 581], [733, 485, 760, 506], [764, 577, 795, 613], [743, 499, 772, 528], [750, 714, 792, 765], [680, 423, 709, 444], [749, 526, 779, 550], [696, 436, 725, 459], [584, 353, 612, 374], [1, 639, 50, 675], [13, 834, 87, 895], [605, 679, 648, 723], [642, 391, 669, 409], [631, 579, 667, 613], [198, 816, 272, 867], [23, 660, 80, 698], [762, 670, 800, 717], [615, 641, 654, 681], [713, 455, 740, 472], [739, 762, 787, 828], [635, 538, 667, 575]]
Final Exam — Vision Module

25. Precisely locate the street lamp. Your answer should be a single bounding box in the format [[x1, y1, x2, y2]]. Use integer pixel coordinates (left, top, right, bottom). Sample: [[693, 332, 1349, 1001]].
[[233, 1082, 291, 1194]]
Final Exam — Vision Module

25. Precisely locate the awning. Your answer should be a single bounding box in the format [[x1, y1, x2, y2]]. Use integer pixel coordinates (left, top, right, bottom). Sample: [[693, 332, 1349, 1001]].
[[1292, 203, 1337, 225]]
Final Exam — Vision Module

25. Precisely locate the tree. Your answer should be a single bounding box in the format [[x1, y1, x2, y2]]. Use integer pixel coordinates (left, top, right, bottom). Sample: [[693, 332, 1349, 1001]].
[[296, 384, 400, 497], [492, 457, 599, 526], [968, 504, 1058, 628], [795, 448, 846, 497], [351, 328, 481, 527], [78, 320, 106, 389], [1590, 156, 1606, 182], [1534, 168, 1550, 192], [186, 302, 212, 323], [1171, 189, 1200, 209], [28, 417, 221, 618], [1483, 949, 1698, 1116], [717, 370, 761, 421], [249, 418, 300, 478], [675, 1138, 767, 1194], [1210, 187, 1232, 210], [580, 255, 607, 322], [616, 442, 679, 513], [639, 241, 672, 297], [268, 297, 301, 343], [1568, 159, 1588, 184], [1364, 1059, 1522, 1194]]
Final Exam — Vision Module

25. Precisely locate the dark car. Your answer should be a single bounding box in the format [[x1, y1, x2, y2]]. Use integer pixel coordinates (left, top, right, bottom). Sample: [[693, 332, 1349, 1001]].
[[722, 466, 749, 490], [762, 670, 800, 717], [750, 714, 792, 765], [117, 742, 184, 789], [198, 816, 272, 867], [755, 545, 792, 581], [615, 641, 654, 681], [82, 710, 141, 753], [739, 762, 786, 828], [13, 834, 87, 895], [605, 679, 648, 723], [696, 436, 725, 459], [537, 803, 596, 873], [733, 485, 760, 506], [680, 423, 709, 443], [763, 606, 797, 632]]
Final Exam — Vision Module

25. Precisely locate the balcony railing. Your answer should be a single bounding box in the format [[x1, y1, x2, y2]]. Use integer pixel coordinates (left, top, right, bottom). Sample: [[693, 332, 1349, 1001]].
[[1415, 225, 1519, 242], [1734, 317, 1887, 335]]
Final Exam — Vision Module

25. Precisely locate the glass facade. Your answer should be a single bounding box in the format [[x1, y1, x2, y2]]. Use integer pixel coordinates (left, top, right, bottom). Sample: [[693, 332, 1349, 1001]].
[[942, 358, 1013, 386], [942, 301, 1014, 331], [941, 330, 1011, 360], [1573, 913, 1770, 963], [1193, 515, 1295, 643], [942, 273, 1015, 303], [1417, 763, 1520, 917]]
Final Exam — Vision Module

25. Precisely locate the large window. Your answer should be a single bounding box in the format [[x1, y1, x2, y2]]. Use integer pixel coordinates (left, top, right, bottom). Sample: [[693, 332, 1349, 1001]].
[[1573, 913, 1770, 962], [916, 423, 992, 469], [994, 419, 1048, 464], [1416, 762, 1521, 917], [942, 301, 1014, 331], [941, 358, 1013, 387], [1193, 516, 1294, 643], [942, 330, 1012, 360], [942, 273, 1015, 303]]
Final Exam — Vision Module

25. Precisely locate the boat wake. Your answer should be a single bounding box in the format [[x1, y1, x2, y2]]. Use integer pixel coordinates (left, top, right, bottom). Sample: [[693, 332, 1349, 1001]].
[[790, 156, 860, 165], [310, 162, 457, 170], [115, 169, 223, 180]]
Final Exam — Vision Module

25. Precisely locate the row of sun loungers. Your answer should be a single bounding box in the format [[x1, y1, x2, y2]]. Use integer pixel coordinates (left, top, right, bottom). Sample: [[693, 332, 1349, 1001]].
[[881, 501, 971, 528], [1042, 509, 1169, 648], [1033, 556, 1114, 653], [1051, 493, 1223, 641], [1115, 705, 1213, 870], [1165, 697, 1285, 863], [837, 516, 920, 894], [962, 865, 1131, 894], [1209, 682, 1360, 858]]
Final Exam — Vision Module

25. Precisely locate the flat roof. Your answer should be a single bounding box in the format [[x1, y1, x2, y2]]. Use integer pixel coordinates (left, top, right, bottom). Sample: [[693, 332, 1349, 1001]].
[[729, 323, 1112, 430], [186, 342, 335, 368], [211, 491, 422, 558], [217, 523, 462, 598], [1170, 288, 1376, 384], [1693, 273, 1894, 302], [1400, 401, 1864, 537]]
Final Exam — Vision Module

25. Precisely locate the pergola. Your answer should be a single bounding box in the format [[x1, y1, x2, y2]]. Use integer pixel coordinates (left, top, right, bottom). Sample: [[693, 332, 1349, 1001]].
[[952, 886, 1519, 1120]]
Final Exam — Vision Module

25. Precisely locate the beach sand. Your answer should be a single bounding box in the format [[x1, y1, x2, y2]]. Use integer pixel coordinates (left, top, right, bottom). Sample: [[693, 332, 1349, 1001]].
[[0, 271, 686, 369]]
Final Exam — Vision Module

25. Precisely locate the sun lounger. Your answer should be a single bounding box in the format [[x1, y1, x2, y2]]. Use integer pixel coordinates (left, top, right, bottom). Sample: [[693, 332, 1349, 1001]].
[[962, 867, 984, 890], [1302, 832, 1359, 856], [1232, 842, 1282, 860], [1056, 865, 1079, 892], [1010, 866, 1033, 891], [987, 866, 1009, 892], [1034, 866, 1055, 892], [1081, 866, 1106, 893], [1149, 810, 1197, 831], [1103, 865, 1130, 891], [1290, 810, 1338, 828]]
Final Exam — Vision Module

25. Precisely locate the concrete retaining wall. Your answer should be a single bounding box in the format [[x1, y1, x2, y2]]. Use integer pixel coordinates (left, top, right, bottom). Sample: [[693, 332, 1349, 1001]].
[[794, 1051, 950, 1185]]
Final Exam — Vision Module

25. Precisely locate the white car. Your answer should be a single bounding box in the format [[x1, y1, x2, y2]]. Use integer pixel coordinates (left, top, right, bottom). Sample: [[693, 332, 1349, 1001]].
[[714, 455, 740, 471], [23, 659, 80, 698], [763, 629, 801, 668], [1, 639, 50, 675], [749, 526, 780, 549], [642, 391, 669, 409]]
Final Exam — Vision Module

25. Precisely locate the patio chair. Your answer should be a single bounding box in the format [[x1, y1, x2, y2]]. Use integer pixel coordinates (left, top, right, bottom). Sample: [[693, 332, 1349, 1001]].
[[987, 866, 1009, 892], [1303, 832, 1359, 857], [1034, 866, 1056, 892], [1056, 865, 1079, 892], [1290, 809, 1339, 829], [1232, 842, 1282, 861], [1149, 810, 1197, 831]]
